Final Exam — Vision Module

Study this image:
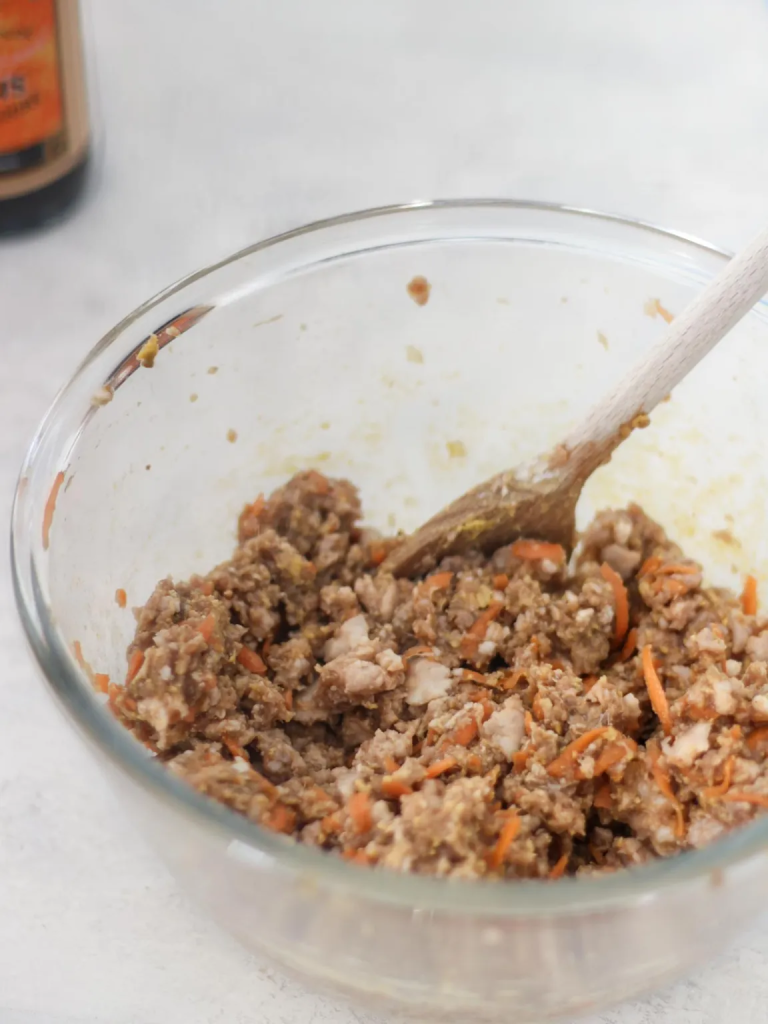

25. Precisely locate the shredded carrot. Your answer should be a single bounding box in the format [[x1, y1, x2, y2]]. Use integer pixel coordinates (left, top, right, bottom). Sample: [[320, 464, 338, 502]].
[[582, 674, 599, 693], [493, 573, 509, 590], [722, 790, 768, 808], [466, 754, 483, 773], [248, 494, 266, 518], [655, 577, 690, 598], [641, 644, 672, 736], [656, 563, 700, 576], [284, 690, 293, 711], [72, 640, 93, 680], [747, 726, 768, 752], [263, 802, 297, 834], [512, 749, 531, 773], [348, 791, 373, 833], [600, 562, 629, 644], [342, 848, 371, 866], [223, 736, 251, 761], [196, 613, 216, 644], [618, 627, 638, 663], [647, 740, 684, 837], [549, 852, 569, 880], [593, 781, 613, 809], [593, 740, 635, 777], [369, 542, 387, 566], [460, 669, 487, 685], [93, 672, 110, 694], [524, 710, 533, 736], [546, 727, 611, 778], [500, 669, 525, 690], [425, 756, 457, 779], [452, 718, 479, 746], [382, 777, 413, 798], [383, 755, 400, 774], [460, 601, 504, 658], [126, 649, 144, 684], [702, 756, 735, 800], [321, 812, 341, 834], [115, 588, 127, 609], [487, 812, 521, 870], [742, 574, 759, 616], [42, 470, 65, 550], [730, 725, 743, 742], [237, 646, 267, 674], [639, 555, 662, 577], [402, 645, 437, 662], [511, 539, 566, 563], [419, 571, 454, 597]]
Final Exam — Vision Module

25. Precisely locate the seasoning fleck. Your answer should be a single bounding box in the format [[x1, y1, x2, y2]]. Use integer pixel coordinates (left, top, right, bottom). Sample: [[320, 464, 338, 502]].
[[207, 366, 218, 375], [407, 275, 431, 306], [446, 440, 467, 458], [227, 429, 238, 443]]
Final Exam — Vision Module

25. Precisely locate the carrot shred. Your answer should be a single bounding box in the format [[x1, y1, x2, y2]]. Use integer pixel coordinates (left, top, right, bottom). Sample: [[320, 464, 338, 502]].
[[402, 645, 437, 662], [593, 740, 635, 777], [618, 627, 638, 663], [383, 755, 400, 774], [263, 802, 297, 834], [493, 573, 509, 590], [487, 812, 521, 869], [321, 812, 342, 833], [460, 601, 504, 658], [425, 756, 458, 779], [382, 777, 413, 798], [126, 649, 145, 684], [72, 640, 93, 680], [93, 672, 110, 694], [512, 749, 531, 773], [369, 542, 387, 566], [452, 718, 479, 746], [342, 848, 371, 866], [348, 791, 373, 833], [639, 555, 662, 577], [641, 644, 672, 736], [460, 669, 487, 685], [511, 539, 566, 563], [600, 562, 629, 645], [42, 470, 65, 550], [546, 727, 611, 778], [501, 669, 525, 690], [722, 790, 768, 808], [196, 613, 217, 644], [702, 756, 735, 800], [115, 588, 127, 609], [647, 740, 684, 837], [237, 646, 267, 674], [742, 574, 759, 616], [747, 726, 768, 752], [466, 754, 483, 773], [549, 851, 569, 880], [419, 571, 454, 597], [593, 780, 613, 809], [223, 736, 251, 761], [284, 690, 293, 711], [524, 710, 533, 736], [248, 493, 266, 518]]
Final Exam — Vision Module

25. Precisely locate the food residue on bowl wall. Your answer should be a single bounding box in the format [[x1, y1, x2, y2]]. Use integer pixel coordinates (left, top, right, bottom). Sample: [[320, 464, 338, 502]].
[[406, 345, 424, 364], [227, 429, 238, 443], [644, 298, 675, 324], [597, 331, 609, 350], [42, 470, 66, 550], [137, 334, 160, 368], [407, 275, 431, 306], [446, 440, 467, 458]]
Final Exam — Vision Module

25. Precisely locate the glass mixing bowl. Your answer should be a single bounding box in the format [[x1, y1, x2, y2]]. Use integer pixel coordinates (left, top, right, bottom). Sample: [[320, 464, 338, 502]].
[[13, 200, 768, 1023]]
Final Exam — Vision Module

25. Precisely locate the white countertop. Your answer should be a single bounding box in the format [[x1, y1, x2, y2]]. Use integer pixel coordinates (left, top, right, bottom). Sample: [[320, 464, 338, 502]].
[[4, 1, 768, 1021]]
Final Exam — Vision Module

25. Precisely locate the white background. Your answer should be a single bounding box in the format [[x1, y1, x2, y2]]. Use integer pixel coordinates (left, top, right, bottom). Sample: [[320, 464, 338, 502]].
[[3, 1, 768, 1021]]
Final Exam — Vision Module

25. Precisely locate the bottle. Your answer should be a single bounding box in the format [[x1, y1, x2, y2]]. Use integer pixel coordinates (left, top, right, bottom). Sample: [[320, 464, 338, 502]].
[[0, 0, 90, 234]]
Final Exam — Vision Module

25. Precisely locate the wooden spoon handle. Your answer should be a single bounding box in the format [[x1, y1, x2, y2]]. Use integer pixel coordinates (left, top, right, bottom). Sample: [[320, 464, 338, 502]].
[[553, 224, 768, 484]]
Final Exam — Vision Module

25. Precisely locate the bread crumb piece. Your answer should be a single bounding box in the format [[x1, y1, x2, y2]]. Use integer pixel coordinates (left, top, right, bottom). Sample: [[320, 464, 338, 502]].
[[91, 385, 114, 407], [207, 366, 218, 375], [407, 275, 431, 306], [447, 440, 467, 458], [597, 331, 608, 350], [406, 345, 424, 364], [227, 429, 238, 443], [137, 334, 160, 368], [190, 393, 198, 403]]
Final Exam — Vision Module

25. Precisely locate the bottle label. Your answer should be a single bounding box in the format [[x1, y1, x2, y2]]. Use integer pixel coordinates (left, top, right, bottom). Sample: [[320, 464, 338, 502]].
[[0, 0, 88, 199]]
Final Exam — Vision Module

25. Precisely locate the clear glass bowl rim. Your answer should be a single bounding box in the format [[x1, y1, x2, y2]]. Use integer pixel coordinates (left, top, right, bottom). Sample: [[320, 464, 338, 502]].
[[12, 197, 768, 917]]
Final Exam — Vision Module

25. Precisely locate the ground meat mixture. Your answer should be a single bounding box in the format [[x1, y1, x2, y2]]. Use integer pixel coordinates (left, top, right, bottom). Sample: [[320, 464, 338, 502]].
[[111, 470, 768, 879]]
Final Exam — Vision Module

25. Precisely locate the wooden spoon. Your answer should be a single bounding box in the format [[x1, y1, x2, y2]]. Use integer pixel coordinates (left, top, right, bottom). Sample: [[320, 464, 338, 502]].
[[382, 225, 768, 577]]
